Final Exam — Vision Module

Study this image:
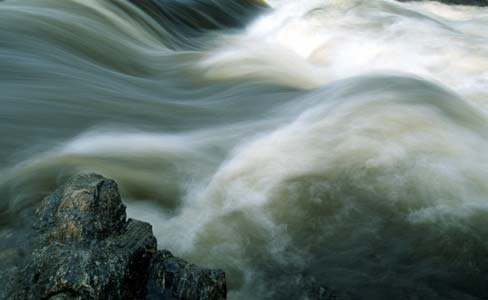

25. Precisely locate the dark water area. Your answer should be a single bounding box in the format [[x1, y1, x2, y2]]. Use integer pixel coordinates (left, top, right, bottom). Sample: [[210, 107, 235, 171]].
[[1, 0, 488, 299]]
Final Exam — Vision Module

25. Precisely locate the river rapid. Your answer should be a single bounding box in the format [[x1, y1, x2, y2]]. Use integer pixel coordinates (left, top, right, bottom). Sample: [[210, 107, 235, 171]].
[[1, 0, 488, 299]]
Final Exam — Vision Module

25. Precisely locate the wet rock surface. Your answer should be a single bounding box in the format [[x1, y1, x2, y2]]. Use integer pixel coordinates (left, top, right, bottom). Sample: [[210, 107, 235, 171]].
[[147, 250, 227, 300], [5, 173, 226, 300]]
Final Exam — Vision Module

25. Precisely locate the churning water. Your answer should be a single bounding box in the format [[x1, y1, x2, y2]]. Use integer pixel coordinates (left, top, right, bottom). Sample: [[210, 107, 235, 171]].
[[1, 0, 488, 299]]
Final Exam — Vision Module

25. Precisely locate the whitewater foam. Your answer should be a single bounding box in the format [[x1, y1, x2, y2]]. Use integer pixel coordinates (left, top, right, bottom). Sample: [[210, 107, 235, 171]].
[[1, 0, 488, 299]]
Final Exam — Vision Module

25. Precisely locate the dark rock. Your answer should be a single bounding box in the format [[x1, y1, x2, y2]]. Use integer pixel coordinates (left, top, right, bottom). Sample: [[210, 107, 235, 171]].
[[6, 173, 226, 300], [37, 174, 127, 243], [147, 250, 226, 300]]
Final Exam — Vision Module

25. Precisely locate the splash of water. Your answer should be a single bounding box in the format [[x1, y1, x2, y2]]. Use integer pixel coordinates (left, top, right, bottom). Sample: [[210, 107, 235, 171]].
[[1, 0, 488, 299]]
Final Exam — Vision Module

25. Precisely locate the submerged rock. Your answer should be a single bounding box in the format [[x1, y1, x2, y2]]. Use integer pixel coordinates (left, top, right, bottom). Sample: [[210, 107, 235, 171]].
[[6, 173, 226, 300]]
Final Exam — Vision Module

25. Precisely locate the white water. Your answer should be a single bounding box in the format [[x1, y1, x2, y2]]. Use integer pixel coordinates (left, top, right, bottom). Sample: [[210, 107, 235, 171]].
[[1, 0, 488, 299], [202, 0, 488, 101]]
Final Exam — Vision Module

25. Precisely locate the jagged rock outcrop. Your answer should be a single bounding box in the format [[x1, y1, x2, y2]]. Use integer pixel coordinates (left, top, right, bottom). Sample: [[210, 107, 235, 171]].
[[6, 173, 226, 300], [147, 250, 227, 300]]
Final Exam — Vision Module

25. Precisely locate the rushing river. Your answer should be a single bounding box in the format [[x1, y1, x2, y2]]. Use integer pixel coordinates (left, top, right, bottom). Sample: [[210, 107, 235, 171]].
[[1, 0, 488, 299]]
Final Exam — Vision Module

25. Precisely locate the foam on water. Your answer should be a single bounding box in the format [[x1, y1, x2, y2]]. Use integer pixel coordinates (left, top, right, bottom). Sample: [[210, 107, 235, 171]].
[[201, 0, 488, 103], [1, 0, 488, 299]]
